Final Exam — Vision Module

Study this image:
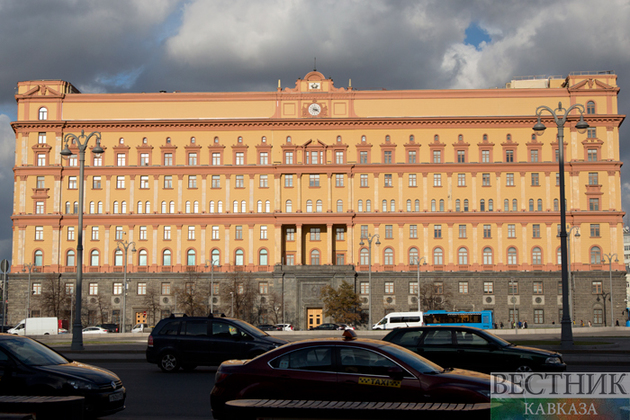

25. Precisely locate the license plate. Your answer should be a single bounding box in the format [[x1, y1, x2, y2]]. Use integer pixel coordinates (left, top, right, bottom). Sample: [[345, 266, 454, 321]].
[[109, 390, 124, 402]]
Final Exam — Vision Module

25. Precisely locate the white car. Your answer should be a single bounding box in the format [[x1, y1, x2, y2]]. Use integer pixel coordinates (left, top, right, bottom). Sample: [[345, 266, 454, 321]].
[[275, 323, 294, 331], [82, 326, 108, 334]]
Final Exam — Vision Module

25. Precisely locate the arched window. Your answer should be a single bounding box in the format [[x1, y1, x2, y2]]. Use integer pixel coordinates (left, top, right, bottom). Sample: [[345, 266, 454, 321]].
[[259, 249, 268, 266], [316, 200, 323, 213], [532, 247, 542, 265], [431, 199, 436, 212], [187, 249, 196, 266], [120, 201, 126, 213], [89, 201, 94, 214], [414, 199, 420, 212], [480, 199, 485, 212], [233, 201, 239, 213], [66, 250, 75, 267], [390, 200, 395, 212], [145, 201, 150, 214], [458, 247, 468, 265], [65, 202, 71, 214], [464, 199, 469, 212], [529, 199, 534, 211], [311, 250, 320, 265], [113, 201, 119, 214], [557, 248, 562, 265], [90, 250, 99, 266], [257, 201, 263, 213], [366, 200, 372, 212], [169, 201, 174, 213], [483, 247, 493, 265], [241, 201, 246, 213], [286, 200, 292, 213], [138, 250, 148, 266], [210, 201, 215, 213], [161, 201, 167, 213], [235, 249, 244, 266], [537, 199, 543, 211], [38, 107, 48, 120], [73, 202, 78, 214], [211, 249, 220, 265], [456, 199, 461, 212], [488, 199, 493, 211], [360, 248, 369, 265], [114, 249, 123, 266], [337, 200, 343, 213], [382, 200, 388, 212], [587, 100, 596, 114], [409, 247, 418, 264], [590, 246, 601, 264], [265, 200, 270, 212], [358, 200, 363, 212], [406, 199, 412, 212], [507, 247, 518, 265], [217, 201, 223, 213], [384, 248, 394, 265], [306, 200, 313, 213], [163, 249, 171, 266], [137, 201, 143, 214], [433, 248, 443, 265], [554, 199, 559, 212], [194, 201, 199, 213], [185, 201, 191, 214], [512, 199, 518, 212], [439, 199, 444, 212], [504, 199, 509, 212]]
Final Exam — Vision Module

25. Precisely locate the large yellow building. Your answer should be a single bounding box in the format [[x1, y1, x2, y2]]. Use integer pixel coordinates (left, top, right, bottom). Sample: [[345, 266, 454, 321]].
[[9, 70, 626, 330]]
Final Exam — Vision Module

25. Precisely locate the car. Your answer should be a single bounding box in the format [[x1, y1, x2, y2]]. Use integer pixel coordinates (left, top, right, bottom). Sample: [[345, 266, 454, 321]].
[[210, 329, 492, 419], [99, 323, 119, 333], [338, 323, 355, 330], [131, 323, 149, 333], [276, 323, 294, 331], [309, 323, 342, 330], [382, 325, 566, 373], [256, 324, 281, 331], [0, 334, 125, 417], [82, 326, 109, 334], [146, 313, 289, 372]]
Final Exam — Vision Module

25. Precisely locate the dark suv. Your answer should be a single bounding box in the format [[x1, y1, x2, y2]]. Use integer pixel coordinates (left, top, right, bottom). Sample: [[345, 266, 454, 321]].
[[146, 314, 288, 372]]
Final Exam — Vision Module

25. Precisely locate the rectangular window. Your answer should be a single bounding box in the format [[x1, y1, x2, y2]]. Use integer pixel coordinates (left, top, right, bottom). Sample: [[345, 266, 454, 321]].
[[360, 174, 368, 187], [139, 226, 147, 240], [38, 132, 46, 144], [259, 175, 268, 188], [37, 154, 46, 166], [334, 174, 344, 187], [212, 153, 221, 165], [385, 225, 393, 239], [36, 176, 45, 189], [89, 283, 98, 295], [434, 281, 444, 294], [481, 150, 490, 163], [588, 172, 599, 185], [408, 150, 416, 164], [506, 173, 514, 186], [311, 227, 321, 240], [259, 282, 268, 295], [212, 226, 220, 240], [409, 282, 418, 295], [284, 174, 293, 187], [483, 224, 491, 238], [335, 151, 344, 164], [259, 152, 268, 165], [589, 198, 600, 211], [309, 174, 320, 187], [409, 225, 418, 239], [531, 173, 539, 186], [91, 227, 99, 241], [433, 150, 441, 163], [590, 224, 600, 237], [188, 175, 197, 188], [92, 176, 101, 189], [137, 282, 147, 295], [459, 224, 467, 238], [116, 176, 125, 189], [67, 226, 75, 241], [285, 151, 293, 164], [286, 227, 295, 241], [140, 153, 149, 166], [68, 176, 77, 189], [235, 226, 243, 240], [384, 282, 394, 294], [360, 225, 368, 239], [482, 173, 490, 186], [384, 174, 393, 187], [587, 149, 598, 162], [336, 227, 345, 241], [164, 175, 173, 189], [113, 283, 123, 295], [360, 151, 368, 164], [35, 226, 44, 240], [163, 226, 171, 240], [212, 175, 220, 188], [161, 283, 171, 295], [35, 201, 44, 214], [360, 282, 369, 295], [433, 174, 442, 187], [434, 225, 442, 238], [532, 224, 541, 238], [93, 155, 102, 166], [457, 173, 466, 187], [533, 281, 543, 295], [459, 282, 469, 294], [457, 150, 466, 163], [235, 152, 244, 165], [587, 127, 597, 138], [534, 309, 544, 324], [592, 281, 602, 294], [483, 281, 494, 294], [383, 151, 392, 164], [188, 153, 198, 166], [115, 226, 123, 240], [140, 176, 149, 189], [506, 150, 514, 162], [508, 224, 516, 238], [530, 149, 539, 162], [69, 155, 78, 166], [408, 174, 417, 187], [188, 226, 195, 240], [260, 225, 267, 239], [117, 153, 126, 166], [235, 175, 244, 188]]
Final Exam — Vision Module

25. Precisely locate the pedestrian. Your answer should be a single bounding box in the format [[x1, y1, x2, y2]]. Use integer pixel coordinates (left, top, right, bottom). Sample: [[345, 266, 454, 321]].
[[517, 321, 522, 329], [524, 320, 528, 329], [588, 320, 592, 327], [500, 322, 504, 329], [616, 319, 620, 327], [552, 321, 555, 325], [581, 320, 584, 327]]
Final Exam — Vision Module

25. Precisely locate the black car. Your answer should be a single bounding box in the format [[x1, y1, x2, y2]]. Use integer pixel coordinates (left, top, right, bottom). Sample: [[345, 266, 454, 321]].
[[0, 334, 125, 417], [309, 323, 342, 330], [99, 323, 119, 333], [256, 324, 281, 331], [382, 326, 566, 373], [146, 313, 288, 372]]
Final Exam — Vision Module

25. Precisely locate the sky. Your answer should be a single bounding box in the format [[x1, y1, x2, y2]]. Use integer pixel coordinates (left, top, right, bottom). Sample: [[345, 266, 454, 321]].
[[1, 0, 630, 265]]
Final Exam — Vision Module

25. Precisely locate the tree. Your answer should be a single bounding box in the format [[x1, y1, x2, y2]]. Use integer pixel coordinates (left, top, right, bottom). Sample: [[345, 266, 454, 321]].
[[143, 283, 164, 325], [220, 273, 258, 323], [39, 274, 71, 319], [419, 280, 453, 311], [173, 272, 208, 316], [320, 281, 362, 325]]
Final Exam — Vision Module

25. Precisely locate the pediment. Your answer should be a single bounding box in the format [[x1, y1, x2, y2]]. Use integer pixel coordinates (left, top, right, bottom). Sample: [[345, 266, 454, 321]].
[[568, 78, 616, 91]]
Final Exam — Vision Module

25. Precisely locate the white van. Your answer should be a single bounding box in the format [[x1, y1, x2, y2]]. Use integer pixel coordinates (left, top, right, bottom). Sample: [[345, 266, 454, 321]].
[[373, 312, 423, 330], [8, 317, 59, 335]]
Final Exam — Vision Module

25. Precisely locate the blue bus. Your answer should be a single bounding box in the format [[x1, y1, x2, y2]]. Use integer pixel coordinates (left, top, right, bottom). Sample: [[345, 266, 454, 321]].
[[423, 310, 493, 329]]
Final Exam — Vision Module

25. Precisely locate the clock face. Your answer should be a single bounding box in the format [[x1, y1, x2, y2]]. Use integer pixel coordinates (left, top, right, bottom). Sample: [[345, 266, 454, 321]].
[[308, 103, 322, 116], [309, 82, 321, 89]]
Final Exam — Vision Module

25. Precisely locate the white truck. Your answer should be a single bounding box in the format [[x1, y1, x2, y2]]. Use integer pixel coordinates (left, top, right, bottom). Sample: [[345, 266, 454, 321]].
[[8, 317, 59, 335]]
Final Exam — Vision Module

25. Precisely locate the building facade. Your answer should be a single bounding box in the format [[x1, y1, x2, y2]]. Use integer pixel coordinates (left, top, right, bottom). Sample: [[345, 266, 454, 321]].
[[9, 70, 626, 330]]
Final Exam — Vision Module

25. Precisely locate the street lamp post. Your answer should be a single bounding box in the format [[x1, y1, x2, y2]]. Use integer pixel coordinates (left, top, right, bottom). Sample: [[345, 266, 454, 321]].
[[22, 263, 33, 318], [61, 130, 104, 350], [116, 236, 136, 333], [533, 102, 589, 348], [359, 233, 380, 329], [205, 258, 219, 314], [412, 257, 426, 313], [602, 253, 618, 327], [567, 227, 580, 322]]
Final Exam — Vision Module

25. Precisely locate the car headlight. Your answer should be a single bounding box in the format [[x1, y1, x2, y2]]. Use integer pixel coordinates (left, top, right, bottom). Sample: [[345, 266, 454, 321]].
[[545, 356, 562, 364], [67, 379, 96, 390]]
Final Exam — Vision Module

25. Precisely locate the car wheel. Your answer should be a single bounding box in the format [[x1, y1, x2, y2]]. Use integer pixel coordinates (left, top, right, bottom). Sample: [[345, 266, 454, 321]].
[[182, 364, 197, 371], [159, 352, 180, 372], [515, 364, 533, 373]]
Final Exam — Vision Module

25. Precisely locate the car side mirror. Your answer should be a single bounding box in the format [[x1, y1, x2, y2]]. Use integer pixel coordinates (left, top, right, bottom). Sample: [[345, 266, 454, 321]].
[[387, 366, 404, 381]]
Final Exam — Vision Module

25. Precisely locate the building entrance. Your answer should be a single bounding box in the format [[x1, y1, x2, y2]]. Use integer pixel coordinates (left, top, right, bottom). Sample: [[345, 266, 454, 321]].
[[307, 308, 323, 329]]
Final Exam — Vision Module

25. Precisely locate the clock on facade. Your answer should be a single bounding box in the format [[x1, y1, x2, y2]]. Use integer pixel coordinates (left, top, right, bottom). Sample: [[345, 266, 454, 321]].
[[308, 103, 322, 116], [309, 82, 321, 89]]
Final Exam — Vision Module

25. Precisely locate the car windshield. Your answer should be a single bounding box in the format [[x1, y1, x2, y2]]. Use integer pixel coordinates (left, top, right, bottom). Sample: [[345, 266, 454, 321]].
[[480, 330, 512, 346], [234, 320, 269, 337], [1, 337, 68, 366], [383, 343, 442, 374]]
